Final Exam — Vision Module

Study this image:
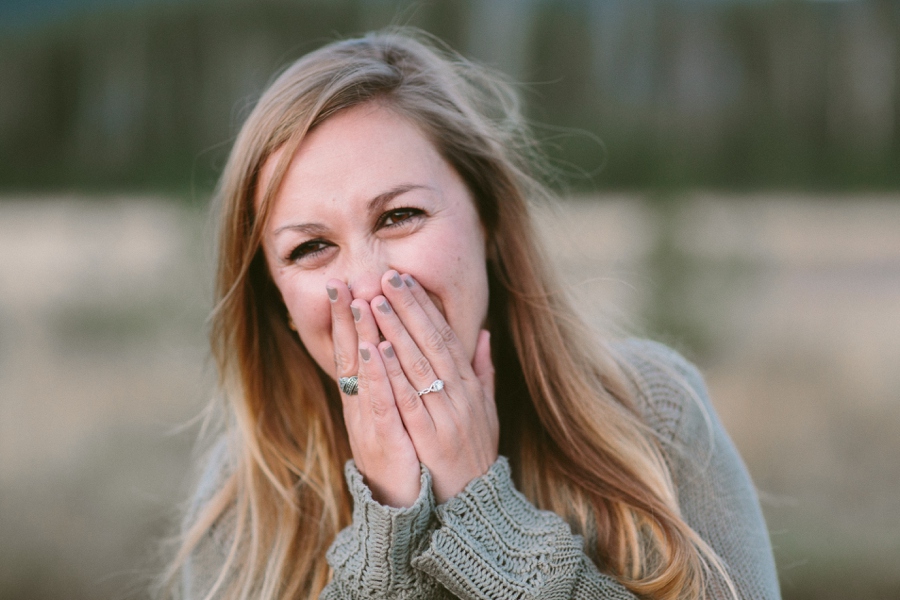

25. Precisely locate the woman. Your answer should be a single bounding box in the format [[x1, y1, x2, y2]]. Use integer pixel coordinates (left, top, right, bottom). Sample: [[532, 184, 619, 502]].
[[166, 29, 780, 600]]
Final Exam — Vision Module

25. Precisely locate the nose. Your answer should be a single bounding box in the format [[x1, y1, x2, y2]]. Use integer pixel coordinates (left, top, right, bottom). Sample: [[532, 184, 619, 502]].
[[343, 248, 391, 303]]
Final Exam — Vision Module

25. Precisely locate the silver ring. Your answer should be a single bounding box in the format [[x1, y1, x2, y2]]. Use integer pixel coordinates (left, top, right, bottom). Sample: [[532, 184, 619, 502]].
[[339, 376, 358, 395], [417, 379, 444, 396]]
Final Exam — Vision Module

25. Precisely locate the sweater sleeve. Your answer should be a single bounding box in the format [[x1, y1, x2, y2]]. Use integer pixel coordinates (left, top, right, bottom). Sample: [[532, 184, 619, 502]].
[[411, 456, 637, 600], [320, 460, 450, 599]]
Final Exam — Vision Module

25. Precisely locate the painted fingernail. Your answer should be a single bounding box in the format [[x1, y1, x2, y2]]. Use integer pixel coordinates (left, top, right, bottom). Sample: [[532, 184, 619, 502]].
[[402, 274, 414, 288], [383, 344, 395, 359], [359, 347, 370, 361], [389, 272, 403, 289], [327, 286, 338, 302], [377, 300, 392, 315], [351, 305, 361, 321]]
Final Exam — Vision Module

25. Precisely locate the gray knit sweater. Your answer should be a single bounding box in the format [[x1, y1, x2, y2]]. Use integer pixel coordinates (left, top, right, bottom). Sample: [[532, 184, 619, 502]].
[[183, 340, 781, 599]]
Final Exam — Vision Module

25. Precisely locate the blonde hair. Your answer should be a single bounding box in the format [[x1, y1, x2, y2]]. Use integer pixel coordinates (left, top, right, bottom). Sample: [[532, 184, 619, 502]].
[[164, 29, 735, 600]]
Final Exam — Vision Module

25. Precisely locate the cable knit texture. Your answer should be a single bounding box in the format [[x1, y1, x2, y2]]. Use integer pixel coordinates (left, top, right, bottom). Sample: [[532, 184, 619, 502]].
[[182, 339, 781, 599], [320, 462, 443, 598], [410, 456, 630, 599]]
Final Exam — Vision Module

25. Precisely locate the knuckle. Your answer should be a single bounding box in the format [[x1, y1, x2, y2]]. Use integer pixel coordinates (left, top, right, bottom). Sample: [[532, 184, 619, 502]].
[[397, 391, 421, 413], [397, 290, 419, 310], [385, 357, 403, 377], [333, 348, 355, 372], [424, 328, 445, 353], [368, 395, 390, 419], [411, 354, 433, 380], [437, 322, 457, 343]]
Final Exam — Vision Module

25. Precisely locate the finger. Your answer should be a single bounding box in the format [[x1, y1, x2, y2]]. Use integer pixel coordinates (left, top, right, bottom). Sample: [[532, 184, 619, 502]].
[[472, 329, 498, 441], [350, 298, 381, 348], [380, 271, 465, 384], [328, 279, 358, 380], [357, 342, 407, 435], [379, 341, 436, 437], [369, 294, 448, 392], [472, 329, 495, 404], [396, 273, 475, 381]]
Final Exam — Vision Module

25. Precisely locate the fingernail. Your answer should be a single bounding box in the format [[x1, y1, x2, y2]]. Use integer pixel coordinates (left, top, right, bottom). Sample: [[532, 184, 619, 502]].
[[351, 305, 361, 321], [327, 286, 338, 302], [402, 274, 414, 288], [359, 347, 370, 361], [383, 344, 394, 359], [389, 272, 403, 288], [377, 300, 391, 315]]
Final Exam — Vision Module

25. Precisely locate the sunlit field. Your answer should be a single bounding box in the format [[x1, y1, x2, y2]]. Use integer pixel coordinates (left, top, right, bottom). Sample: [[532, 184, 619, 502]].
[[1, 195, 898, 599]]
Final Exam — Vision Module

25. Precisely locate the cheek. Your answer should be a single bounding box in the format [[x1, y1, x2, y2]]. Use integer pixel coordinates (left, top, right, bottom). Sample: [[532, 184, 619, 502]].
[[279, 275, 334, 369], [416, 238, 488, 357]]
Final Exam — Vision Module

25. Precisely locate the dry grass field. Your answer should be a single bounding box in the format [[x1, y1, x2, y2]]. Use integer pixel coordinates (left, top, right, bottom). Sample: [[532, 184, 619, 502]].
[[1, 195, 898, 599]]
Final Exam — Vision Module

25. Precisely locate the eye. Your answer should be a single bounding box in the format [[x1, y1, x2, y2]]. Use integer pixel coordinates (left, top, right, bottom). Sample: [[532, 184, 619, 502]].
[[288, 239, 332, 262], [378, 207, 424, 229]]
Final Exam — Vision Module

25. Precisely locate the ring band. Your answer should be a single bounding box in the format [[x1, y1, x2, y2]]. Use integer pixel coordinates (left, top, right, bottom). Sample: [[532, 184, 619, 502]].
[[339, 376, 359, 395], [417, 379, 444, 396]]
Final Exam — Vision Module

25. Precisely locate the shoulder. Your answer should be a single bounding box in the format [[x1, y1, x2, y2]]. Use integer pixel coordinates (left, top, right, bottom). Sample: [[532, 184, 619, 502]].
[[181, 435, 235, 546], [610, 338, 716, 448], [181, 435, 238, 596], [611, 341, 782, 598], [185, 435, 234, 525]]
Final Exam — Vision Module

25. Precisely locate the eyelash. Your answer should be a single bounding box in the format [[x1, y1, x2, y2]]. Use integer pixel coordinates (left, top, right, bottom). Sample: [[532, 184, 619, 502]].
[[286, 207, 425, 263], [288, 239, 330, 262], [377, 207, 424, 228]]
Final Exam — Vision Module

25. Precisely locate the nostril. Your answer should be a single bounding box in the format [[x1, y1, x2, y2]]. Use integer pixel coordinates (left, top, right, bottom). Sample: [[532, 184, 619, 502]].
[[346, 271, 386, 303]]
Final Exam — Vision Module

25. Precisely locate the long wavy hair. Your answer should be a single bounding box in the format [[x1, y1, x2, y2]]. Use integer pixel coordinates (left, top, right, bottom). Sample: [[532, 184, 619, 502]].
[[164, 29, 735, 600]]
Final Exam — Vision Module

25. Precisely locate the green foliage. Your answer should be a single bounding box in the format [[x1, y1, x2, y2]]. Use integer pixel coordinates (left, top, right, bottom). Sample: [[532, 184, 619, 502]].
[[1, 0, 899, 194]]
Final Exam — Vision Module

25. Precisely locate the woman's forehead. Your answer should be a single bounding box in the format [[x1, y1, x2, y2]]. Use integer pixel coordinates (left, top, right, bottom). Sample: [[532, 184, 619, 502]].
[[257, 105, 453, 218]]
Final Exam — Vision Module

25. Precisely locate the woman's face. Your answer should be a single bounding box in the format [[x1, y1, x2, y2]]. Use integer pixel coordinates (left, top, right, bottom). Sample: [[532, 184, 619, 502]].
[[258, 103, 490, 378]]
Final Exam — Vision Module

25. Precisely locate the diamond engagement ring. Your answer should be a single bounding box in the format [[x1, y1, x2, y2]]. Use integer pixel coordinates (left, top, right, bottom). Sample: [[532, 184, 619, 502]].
[[338, 376, 359, 395], [417, 379, 444, 396]]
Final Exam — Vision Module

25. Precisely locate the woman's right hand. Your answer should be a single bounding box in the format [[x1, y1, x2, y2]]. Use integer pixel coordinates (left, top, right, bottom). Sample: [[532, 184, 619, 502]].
[[328, 279, 422, 508]]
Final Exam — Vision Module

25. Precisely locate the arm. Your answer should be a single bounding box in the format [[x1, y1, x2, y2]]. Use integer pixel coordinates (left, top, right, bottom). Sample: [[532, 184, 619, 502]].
[[326, 271, 628, 599], [321, 270, 499, 599], [411, 342, 781, 600], [411, 457, 638, 600], [320, 461, 450, 599]]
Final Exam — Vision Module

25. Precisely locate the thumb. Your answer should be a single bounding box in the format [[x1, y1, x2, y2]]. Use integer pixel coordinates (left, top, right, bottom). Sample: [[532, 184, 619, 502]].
[[472, 329, 495, 402]]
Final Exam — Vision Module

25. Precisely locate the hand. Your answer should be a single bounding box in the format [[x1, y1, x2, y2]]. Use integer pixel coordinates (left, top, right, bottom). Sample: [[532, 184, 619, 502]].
[[329, 279, 421, 508], [368, 270, 499, 504]]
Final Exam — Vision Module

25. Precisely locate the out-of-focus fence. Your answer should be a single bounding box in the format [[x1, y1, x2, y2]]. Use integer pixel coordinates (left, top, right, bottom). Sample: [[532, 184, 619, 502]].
[[1, 0, 898, 192]]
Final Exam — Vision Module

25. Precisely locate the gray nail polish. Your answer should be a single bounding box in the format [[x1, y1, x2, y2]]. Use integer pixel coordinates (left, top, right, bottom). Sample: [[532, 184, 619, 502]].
[[403, 275, 414, 288], [351, 305, 361, 321], [327, 286, 338, 301], [359, 347, 370, 361], [389, 273, 403, 288], [377, 301, 391, 314], [383, 344, 395, 359]]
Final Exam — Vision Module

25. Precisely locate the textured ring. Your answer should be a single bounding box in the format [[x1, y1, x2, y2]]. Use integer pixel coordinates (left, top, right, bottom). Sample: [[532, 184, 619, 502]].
[[417, 379, 444, 396], [338, 376, 359, 396]]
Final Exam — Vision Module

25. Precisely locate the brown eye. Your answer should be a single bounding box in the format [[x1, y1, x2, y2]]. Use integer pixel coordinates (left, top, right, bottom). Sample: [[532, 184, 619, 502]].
[[379, 208, 423, 228], [289, 239, 331, 262]]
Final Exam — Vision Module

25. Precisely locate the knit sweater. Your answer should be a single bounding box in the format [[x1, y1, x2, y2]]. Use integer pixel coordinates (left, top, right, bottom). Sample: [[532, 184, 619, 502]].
[[182, 340, 781, 599]]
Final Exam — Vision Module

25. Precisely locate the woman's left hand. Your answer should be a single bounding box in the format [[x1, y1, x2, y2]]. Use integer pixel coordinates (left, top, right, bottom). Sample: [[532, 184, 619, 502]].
[[367, 270, 499, 504]]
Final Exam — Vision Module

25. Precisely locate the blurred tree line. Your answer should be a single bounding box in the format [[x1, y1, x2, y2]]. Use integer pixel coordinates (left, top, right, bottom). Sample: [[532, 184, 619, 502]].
[[1, 0, 898, 195]]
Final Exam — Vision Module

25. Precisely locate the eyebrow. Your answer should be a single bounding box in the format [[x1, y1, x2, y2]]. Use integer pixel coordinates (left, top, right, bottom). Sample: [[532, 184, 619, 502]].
[[272, 184, 430, 236]]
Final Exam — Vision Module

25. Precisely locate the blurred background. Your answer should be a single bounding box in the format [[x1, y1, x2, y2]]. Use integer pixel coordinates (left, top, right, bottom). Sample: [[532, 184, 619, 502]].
[[0, 0, 897, 598]]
